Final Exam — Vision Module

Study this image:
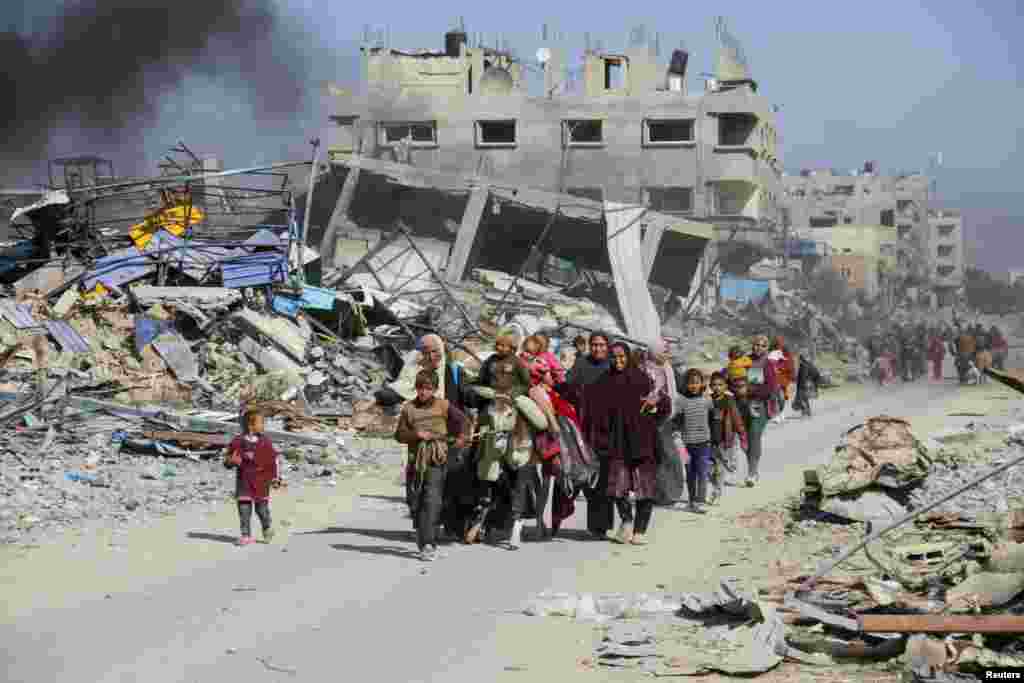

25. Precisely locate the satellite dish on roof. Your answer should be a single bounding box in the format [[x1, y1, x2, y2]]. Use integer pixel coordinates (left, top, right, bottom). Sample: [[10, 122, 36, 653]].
[[536, 47, 550, 65]]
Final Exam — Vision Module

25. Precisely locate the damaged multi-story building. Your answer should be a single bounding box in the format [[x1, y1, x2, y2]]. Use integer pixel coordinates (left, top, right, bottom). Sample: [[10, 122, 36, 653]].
[[313, 19, 782, 340], [782, 168, 963, 306]]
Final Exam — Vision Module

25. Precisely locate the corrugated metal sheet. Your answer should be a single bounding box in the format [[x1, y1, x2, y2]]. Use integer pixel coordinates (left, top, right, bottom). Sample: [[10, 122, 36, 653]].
[[44, 319, 91, 353], [82, 247, 156, 290], [147, 231, 244, 281], [0, 301, 40, 328], [221, 252, 288, 288]]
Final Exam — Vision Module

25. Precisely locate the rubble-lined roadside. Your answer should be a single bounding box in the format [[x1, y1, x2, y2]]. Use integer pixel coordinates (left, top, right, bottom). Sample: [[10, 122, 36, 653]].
[[519, 389, 1024, 682]]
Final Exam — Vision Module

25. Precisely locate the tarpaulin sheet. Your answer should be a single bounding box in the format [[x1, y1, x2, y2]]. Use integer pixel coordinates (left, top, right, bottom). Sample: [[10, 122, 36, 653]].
[[44, 319, 91, 353], [719, 275, 771, 304]]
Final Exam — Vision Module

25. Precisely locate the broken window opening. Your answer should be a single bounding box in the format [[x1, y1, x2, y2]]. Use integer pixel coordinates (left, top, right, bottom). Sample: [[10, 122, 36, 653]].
[[898, 224, 912, 239], [717, 113, 757, 147], [380, 121, 438, 147], [809, 216, 838, 228], [604, 58, 626, 90], [475, 120, 517, 147], [880, 209, 895, 227], [937, 245, 954, 258], [937, 224, 956, 237], [644, 119, 695, 146], [937, 265, 955, 277], [646, 186, 693, 214], [564, 119, 604, 146], [566, 187, 603, 202]]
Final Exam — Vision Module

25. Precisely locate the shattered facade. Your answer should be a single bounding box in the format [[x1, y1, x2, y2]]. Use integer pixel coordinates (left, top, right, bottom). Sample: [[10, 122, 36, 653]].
[[782, 170, 957, 305], [314, 22, 783, 337]]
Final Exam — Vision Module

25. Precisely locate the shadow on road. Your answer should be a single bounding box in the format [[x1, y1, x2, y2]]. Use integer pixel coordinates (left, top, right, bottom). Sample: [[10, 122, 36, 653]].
[[298, 526, 413, 542], [186, 531, 238, 545], [358, 495, 407, 505], [330, 542, 421, 560]]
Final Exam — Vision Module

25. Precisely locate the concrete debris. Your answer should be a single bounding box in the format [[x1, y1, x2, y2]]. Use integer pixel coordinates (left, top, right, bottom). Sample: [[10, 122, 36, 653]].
[[526, 581, 826, 676], [784, 416, 1024, 679]]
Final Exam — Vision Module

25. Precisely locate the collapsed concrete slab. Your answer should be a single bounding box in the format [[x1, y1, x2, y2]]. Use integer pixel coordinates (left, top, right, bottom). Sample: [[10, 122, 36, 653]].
[[325, 154, 712, 340]]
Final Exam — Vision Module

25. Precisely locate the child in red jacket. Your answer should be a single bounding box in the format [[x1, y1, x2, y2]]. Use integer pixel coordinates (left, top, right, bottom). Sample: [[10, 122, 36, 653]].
[[225, 408, 280, 546]]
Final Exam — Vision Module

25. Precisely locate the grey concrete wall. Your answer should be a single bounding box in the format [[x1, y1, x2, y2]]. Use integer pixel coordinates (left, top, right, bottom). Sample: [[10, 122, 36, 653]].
[[334, 88, 780, 224]]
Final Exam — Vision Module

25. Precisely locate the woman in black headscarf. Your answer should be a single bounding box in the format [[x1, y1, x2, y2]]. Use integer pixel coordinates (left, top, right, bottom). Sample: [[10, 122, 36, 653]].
[[580, 341, 671, 545]]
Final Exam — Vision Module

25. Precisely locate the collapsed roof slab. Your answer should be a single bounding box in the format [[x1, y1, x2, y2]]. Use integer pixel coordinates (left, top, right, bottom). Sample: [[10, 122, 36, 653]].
[[327, 154, 710, 341]]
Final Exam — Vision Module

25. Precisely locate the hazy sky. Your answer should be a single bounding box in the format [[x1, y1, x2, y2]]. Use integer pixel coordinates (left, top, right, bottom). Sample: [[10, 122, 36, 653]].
[[5, 1, 1022, 270]]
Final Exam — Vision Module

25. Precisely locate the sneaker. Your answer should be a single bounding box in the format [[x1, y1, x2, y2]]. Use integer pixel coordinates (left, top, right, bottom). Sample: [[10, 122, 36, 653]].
[[237, 535, 255, 546], [262, 527, 275, 543], [419, 545, 437, 562], [745, 477, 756, 488], [709, 488, 723, 505], [612, 522, 635, 544], [508, 520, 524, 550], [630, 533, 648, 546]]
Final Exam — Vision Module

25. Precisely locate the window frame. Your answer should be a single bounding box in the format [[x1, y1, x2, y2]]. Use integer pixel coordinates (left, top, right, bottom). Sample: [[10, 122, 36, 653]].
[[378, 121, 438, 148], [563, 119, 605, 148], [642, 118, 696, 148], [474, 119, 518, 149], [645, 186, 695, 214]]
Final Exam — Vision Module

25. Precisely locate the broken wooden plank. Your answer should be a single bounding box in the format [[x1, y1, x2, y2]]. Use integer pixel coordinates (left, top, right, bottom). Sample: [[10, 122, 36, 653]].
[[142, 431, 231, 447], [858, 614, 1024, 634]]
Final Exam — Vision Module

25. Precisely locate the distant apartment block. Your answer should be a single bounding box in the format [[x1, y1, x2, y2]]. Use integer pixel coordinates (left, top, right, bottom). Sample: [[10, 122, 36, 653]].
[[927, 209, 965, 293], [782, 168, 952, 300]]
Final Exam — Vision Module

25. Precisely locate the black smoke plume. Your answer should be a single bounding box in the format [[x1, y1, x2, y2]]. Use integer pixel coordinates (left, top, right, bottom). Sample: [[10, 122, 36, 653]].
[[0, 1, 314, 181]]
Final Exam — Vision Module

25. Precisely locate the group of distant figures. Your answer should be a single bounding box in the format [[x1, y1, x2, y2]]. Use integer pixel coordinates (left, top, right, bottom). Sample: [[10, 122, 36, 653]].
[[865, 321, 1009, 386]]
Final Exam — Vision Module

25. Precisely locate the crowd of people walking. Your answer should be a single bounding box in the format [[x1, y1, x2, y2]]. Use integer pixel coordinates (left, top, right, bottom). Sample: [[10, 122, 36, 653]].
[[393, 328, 826, 562], [866, 320, 1009, 385]]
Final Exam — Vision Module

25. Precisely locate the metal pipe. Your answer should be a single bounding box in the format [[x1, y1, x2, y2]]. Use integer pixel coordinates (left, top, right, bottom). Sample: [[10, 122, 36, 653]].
[[299, 139, 321, 283], [796, 445, 1024, 593]]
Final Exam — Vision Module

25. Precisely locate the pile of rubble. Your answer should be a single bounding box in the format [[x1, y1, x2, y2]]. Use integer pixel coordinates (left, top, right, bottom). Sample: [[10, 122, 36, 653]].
[[521, 414, 1024, 680]]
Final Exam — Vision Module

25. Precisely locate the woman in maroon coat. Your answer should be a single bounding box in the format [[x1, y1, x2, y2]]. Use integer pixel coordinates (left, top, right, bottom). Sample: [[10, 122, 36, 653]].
[[581, 341, 671, 544]]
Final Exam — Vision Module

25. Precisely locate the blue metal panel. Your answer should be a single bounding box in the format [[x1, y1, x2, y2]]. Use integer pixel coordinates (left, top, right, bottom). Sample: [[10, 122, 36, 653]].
[[272, 296, 301, 318], [44, 319, 91, 353], [220, 252, 288, 288], [147, 231, 245, 281], [0, 240, 37, 275], [82, 246, 157, 290], [298, 285, 336, 310]]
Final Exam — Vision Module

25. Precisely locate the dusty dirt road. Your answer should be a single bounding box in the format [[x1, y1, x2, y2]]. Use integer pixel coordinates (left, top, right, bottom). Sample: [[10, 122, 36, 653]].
[[1, 375, 1018, 683]]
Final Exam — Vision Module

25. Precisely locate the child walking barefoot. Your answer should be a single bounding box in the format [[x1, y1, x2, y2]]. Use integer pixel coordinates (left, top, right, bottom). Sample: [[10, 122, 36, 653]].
[[225, 408, 280, 546]]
